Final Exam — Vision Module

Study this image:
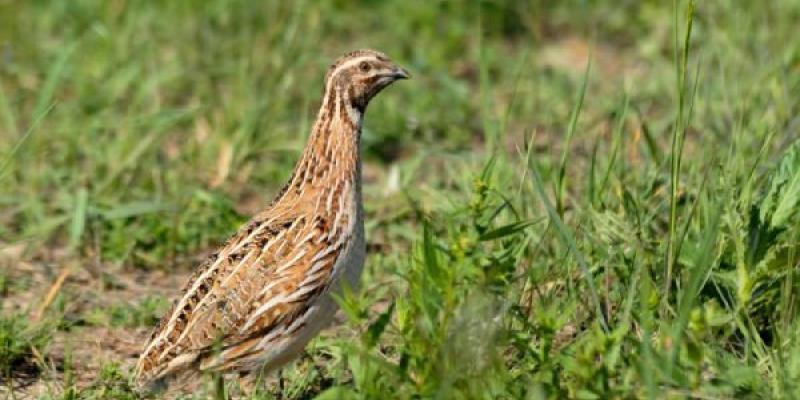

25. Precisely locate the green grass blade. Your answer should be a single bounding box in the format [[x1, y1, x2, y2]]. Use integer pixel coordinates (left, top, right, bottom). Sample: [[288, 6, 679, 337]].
[[528, 150, 608, 332], [33, 43, 75, 119], [68, 187, 88, 251], [0, 103, 54, 182], [665, 0, 696, 303], [669, 209, 720, 372], [556, 59, 591, 216]]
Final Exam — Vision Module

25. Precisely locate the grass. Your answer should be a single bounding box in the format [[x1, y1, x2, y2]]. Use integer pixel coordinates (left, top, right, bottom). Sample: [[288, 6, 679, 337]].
[[1, 0, 799, 398]]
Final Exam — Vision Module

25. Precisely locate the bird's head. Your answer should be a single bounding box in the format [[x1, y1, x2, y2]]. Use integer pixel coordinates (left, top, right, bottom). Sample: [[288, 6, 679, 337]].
[[324, 49, 410, 112]]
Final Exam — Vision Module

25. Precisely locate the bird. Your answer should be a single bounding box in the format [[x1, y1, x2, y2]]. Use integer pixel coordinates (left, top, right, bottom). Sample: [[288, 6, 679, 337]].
[[134, 49, 409, 392]]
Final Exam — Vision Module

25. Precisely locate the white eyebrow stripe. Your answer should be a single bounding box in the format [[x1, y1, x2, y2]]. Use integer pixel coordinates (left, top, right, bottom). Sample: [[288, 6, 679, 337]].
[[328, 56, 376, 81]]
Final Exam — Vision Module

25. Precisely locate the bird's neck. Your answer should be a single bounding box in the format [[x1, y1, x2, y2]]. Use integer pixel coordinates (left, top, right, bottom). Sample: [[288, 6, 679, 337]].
[[280, 85, 363, 204]]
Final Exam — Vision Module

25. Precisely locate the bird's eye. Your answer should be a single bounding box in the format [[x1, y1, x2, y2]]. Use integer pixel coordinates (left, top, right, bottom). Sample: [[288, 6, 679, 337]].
[[359, 62, 371, 72]]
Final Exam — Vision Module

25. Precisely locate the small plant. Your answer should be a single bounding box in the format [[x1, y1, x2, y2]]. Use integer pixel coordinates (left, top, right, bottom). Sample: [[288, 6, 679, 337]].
[[0, 312, 52, 381], [56, 363, 140, 400], [332, 162, 533, 398], [99, 190, 243, 268]]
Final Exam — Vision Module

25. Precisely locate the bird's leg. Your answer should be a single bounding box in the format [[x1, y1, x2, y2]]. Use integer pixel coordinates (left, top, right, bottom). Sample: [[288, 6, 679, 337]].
[[237, 372, 255, 397], [213, 372, 227, 400], [277, 369, 285, 400]]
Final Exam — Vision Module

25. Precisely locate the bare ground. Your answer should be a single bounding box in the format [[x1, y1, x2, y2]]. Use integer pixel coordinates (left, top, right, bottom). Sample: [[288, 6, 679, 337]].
[[1, 242, 191, 398]]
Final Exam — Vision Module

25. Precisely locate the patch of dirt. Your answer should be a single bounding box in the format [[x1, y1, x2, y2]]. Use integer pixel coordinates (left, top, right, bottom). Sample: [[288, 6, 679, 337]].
[[1, 243, 191, 398]]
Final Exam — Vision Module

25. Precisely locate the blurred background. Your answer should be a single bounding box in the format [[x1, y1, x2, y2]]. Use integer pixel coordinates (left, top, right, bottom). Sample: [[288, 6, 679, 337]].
[[1, 1, 799, 398]]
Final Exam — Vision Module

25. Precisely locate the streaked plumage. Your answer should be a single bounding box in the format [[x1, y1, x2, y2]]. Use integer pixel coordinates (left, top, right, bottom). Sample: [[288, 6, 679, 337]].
[[134, 49, 409, 391]]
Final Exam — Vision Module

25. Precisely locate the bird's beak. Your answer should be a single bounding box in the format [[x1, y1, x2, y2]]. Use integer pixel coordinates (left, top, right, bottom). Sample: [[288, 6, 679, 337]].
[[391, 66, 411, 80]]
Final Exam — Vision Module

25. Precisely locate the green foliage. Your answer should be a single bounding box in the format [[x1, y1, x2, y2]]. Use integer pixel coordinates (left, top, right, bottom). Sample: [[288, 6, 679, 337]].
[[54, 363, 140, 400], [0, 313, 52, 378], [760, 141, 800, 229], [0, 0, 799, 398], [334, 169, 528, 399], [98, 190, 243, 267], [84, 296, 169, 328]]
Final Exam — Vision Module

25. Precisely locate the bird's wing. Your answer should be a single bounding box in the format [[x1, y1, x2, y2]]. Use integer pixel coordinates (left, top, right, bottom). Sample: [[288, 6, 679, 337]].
[[135, 207, 350, 384]]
